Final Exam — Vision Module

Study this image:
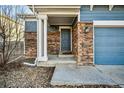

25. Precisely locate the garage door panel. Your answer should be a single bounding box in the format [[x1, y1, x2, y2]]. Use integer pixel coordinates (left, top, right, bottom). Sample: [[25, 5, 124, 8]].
[[95, 41, 124, 47], [95, 27, 124, 65], [95, 38, 124, 47], [96, 47, 124, 53], [95, 56, 124, 65], [95, 28, 124, 37]]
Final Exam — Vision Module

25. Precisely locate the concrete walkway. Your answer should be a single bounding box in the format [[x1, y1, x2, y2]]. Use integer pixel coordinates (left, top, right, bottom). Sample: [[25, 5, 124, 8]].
[[51, 64, 117, 86], [95, 65, 124, 88]]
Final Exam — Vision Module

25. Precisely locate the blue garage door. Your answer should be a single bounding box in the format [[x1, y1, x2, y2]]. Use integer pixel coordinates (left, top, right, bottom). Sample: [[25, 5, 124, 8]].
[[95, 27, 124, 65]]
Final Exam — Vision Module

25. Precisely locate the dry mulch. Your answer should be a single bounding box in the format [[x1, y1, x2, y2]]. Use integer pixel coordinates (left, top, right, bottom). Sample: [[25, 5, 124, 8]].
[[0, 61, 121, 88], [51, 85, 120, 88], [0, 62, 54, 88]]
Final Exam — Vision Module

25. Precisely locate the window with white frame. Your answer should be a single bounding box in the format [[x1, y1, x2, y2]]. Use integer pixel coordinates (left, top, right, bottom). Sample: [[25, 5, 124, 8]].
[[25, 21, 37, 32]]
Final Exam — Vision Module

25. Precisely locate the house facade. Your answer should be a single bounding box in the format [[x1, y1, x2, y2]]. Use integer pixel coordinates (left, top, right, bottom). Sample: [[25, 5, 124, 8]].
[[24, 5, 124, 66]]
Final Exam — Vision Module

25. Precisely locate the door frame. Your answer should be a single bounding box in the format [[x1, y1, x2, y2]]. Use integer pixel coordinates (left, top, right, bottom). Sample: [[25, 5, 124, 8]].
[[59, 26, 72, 52], [93, 20, 124, 65]]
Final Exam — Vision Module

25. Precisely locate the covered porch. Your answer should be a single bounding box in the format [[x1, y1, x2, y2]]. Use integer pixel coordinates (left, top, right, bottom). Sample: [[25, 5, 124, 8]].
[[32, 6, 80, 66]]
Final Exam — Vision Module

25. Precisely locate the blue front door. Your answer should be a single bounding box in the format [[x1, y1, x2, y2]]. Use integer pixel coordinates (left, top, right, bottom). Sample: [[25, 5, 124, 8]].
[[95, 27, 124, 65], [61, 29, 71, 52]]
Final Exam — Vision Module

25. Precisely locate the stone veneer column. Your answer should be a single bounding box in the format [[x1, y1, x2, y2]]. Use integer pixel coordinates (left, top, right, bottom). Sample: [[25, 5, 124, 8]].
[[77, 22, 93, 65], [77, 23, 83, 65]]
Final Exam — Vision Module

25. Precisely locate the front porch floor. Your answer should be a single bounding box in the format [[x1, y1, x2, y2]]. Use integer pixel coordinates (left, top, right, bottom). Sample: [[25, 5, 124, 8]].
[[37, 55, 76, 67]]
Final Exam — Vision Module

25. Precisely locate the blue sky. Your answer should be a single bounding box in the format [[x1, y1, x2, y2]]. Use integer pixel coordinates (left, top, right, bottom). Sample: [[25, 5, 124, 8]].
[[23, 5, 33, 14], [0, 5, 33, 15]]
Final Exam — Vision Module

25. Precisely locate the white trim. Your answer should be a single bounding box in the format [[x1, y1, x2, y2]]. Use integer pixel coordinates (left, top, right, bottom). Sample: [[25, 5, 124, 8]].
[[59, 26, 72, 52], [59, 26, 72, 31], [71, 28, 72, 51], [37, 18, 42, 59], [39, 12, 79, 15], [109, 5, 114, 11], [78, 9, 80, 21], [32, 5, 35, 14], [93, 20, 124, 65], [59, 27, 61, 52], [90, 5, 94, 11], [37, 18, 39, 59], [48, 14, 77, 17], [37, 15, 48, 20], [37, 14, 48, 62], [43, 18, 48, 60], [25, 18, 37, 21], [93, 23, 95, 65], [37, 57, 48, 61], [23, 20, 26, 55], [93, 20, 124, 27], [29, 5, 81, 9]]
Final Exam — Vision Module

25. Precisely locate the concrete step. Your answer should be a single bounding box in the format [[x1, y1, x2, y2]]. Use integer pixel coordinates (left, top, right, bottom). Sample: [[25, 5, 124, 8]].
[[37, 55, 76, 67], [58, 54, 74, 57], [37, 61, 76, 67]]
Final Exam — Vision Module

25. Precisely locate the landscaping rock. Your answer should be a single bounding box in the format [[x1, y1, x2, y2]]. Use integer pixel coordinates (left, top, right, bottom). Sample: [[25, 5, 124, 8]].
[[0, 79, 6, 88]]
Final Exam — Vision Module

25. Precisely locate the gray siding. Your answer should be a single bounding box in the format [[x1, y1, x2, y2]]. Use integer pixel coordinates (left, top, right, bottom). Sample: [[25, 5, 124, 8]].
[[80, 5, 124, 22]]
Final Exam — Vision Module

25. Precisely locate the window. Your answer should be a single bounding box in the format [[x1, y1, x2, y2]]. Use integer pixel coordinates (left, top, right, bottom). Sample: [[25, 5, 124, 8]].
[[25, 21, 37, 32]]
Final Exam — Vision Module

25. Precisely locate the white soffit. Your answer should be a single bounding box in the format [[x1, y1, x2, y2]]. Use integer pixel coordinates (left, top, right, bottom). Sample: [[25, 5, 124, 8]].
[[28, 5, 80, 15], [29, 5, 80, 9]]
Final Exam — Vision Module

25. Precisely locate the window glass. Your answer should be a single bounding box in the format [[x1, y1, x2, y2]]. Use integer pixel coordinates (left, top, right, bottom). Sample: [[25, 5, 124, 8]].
[[25, 21, 37, 32]]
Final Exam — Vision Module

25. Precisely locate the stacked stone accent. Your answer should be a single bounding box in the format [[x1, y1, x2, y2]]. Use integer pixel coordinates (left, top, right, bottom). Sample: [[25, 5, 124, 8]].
[[77, 23, 84, 65], [76, 22, 93, 65], [25, 32, 37, 58], [47, 31, 60, 54], [82, 23, 93, 64], [72, 25, 78, 58]]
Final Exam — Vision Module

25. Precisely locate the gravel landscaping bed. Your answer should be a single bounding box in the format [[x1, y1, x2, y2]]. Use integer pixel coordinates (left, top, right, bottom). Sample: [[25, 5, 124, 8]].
[[51, 85, 120, 88], [0, 62, 121, 88], [0, 62, 55, 88]]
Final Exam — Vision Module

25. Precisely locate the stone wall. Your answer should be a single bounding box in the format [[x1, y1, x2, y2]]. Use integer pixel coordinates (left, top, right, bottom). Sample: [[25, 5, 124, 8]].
[[47, 31, 60, 54], [25, 31, 60, 58], [72, 24, 78, 59], [25, 32, 37, 58], [76, 22, 93, 65]]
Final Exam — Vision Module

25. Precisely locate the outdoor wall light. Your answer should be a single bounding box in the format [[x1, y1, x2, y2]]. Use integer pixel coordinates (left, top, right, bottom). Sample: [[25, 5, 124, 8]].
[[83, 25, 92, 33]]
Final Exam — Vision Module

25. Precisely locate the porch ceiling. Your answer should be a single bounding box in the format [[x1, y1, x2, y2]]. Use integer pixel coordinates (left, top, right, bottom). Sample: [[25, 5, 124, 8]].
[[48, 16, 77, 25]]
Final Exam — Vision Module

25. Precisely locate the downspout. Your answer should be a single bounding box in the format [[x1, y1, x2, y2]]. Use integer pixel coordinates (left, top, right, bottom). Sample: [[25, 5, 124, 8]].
[[32, 5, 37, 66], [32, 5, 35, 14]]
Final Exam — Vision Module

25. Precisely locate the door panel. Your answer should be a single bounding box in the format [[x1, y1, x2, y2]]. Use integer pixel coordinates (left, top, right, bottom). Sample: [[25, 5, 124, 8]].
[[61, 29, 71, 52]]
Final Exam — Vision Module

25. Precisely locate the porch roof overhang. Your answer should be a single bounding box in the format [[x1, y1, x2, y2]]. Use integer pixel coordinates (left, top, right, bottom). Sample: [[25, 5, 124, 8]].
[[28, 5, 80, 15], [26, 5, 80, 25]]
